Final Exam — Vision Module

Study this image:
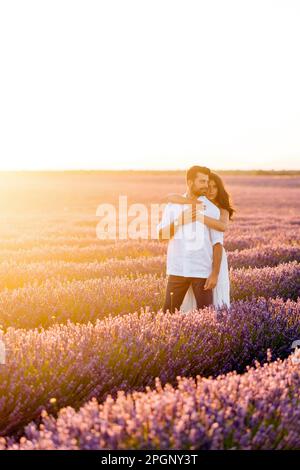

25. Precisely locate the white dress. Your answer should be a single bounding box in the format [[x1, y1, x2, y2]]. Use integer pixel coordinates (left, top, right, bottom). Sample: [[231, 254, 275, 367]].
[[180, 245, 230, 311]]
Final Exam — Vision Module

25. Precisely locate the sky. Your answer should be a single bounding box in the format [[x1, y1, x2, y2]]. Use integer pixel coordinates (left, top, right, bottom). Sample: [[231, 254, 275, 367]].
[[0, 0, 300, 171]]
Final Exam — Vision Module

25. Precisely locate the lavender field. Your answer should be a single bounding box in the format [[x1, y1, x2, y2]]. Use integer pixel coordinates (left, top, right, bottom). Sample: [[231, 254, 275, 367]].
[[0, 171, 299, 450]]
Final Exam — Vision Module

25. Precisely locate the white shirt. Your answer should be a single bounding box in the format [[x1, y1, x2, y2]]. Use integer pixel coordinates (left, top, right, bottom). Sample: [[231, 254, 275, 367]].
[[157, 195, 223, 278]]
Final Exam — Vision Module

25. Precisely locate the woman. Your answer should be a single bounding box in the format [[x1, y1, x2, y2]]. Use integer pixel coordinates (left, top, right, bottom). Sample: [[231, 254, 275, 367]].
[[164, 172, 235, 310]]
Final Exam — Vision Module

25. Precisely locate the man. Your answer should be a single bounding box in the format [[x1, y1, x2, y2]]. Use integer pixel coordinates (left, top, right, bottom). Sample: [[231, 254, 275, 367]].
[[157, 165, 223, 313]]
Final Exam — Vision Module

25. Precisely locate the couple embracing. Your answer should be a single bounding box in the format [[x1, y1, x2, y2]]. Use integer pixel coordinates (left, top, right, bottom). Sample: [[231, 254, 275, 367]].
[[157, 165, 235, 313]]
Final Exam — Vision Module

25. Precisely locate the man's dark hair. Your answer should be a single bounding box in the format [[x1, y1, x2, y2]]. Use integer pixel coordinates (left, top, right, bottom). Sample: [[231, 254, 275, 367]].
[[186, 165, 211, 183]]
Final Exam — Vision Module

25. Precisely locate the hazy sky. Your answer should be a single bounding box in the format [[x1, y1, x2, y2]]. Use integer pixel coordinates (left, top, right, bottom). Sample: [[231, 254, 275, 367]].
[[1, 0, 300, 170]]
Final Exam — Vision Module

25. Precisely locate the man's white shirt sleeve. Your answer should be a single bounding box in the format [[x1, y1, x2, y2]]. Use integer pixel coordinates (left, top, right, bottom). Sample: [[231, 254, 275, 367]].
[[205, 201, 224, 246], [210, 227, 224, 246]]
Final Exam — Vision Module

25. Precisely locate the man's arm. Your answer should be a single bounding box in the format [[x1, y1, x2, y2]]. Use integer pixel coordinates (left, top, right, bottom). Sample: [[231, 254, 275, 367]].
[[157, 205, 203, 241], [204, 242, 223, 290]]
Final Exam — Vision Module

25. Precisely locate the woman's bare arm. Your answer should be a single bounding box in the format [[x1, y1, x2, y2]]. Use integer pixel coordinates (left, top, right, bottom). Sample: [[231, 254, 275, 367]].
[[164, 193, 229, 232], [203, 208, 229, 232], [161, 194, 230, 232]]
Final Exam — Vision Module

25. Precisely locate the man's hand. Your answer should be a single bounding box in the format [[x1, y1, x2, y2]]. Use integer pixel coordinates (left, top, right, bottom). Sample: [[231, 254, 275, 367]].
[[158, 200, 205, 241], [204, 272, 218, 290], [178, 202, 205, 226]]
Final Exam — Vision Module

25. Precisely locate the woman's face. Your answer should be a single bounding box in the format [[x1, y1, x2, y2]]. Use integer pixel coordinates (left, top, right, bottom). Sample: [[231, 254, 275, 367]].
[[207, 179, 218, 201]]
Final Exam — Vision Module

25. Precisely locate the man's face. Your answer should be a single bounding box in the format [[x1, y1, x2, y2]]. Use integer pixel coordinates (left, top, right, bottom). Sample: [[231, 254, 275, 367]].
[[189, 172, 209, 197]]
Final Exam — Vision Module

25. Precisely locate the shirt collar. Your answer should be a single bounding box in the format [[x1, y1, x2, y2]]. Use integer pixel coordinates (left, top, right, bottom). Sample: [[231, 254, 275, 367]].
[[183, 191, 207, 202]]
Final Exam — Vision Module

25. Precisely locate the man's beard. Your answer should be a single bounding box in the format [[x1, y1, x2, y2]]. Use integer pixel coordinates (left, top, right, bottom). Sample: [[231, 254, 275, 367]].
[[191, 185, 208, 197]]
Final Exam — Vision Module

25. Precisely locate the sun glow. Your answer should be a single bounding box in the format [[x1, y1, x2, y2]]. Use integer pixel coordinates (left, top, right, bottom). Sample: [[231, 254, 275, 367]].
[[0, 0, 299, 171]]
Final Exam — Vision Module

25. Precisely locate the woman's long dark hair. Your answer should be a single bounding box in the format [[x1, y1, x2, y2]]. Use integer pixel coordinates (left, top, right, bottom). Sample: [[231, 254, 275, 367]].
[[209, 172, 236, 220]]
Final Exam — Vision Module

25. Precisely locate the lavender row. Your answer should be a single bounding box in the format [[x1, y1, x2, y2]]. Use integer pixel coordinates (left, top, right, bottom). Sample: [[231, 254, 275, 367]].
[[0, 262, 299, 330], [0, 257, 164, 290], [0, 244, 299, 291], [224, 230, 299, 251], [2, 354, 300, 449], [231, 261, 300, 301], [0, 297, 299, 437], [227, 243, 300, 268], [0, 229, 296, 252], [0, 229, 299, 264], [0, 240, 165, 264]]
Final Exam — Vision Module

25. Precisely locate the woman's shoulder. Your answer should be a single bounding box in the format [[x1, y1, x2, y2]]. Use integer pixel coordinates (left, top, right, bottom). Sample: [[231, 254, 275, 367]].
[[219, 207, 230, 223]]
